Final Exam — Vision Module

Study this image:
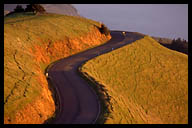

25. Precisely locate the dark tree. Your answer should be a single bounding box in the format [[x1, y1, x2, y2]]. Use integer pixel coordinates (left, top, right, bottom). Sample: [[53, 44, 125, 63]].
[[14, 5, 25, 13], [25, 4, 34, 12], [25, 4, 46, 14]]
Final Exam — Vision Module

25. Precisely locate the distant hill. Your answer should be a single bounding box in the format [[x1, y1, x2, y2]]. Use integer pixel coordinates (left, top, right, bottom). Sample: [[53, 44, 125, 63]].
[[43, 4, 80, 16], [4, 10, 10, 16], [152, 36, 172, 44], [152, 36, 188, 55], [4, 4, 80, 16]]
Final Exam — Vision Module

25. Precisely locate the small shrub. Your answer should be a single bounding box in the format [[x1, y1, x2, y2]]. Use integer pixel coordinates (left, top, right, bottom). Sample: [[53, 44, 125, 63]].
[[99, 24, 110, 36]]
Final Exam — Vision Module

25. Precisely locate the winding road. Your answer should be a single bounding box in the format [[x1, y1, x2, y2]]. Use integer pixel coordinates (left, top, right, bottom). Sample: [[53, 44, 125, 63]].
[[47, 31, 144, 124]]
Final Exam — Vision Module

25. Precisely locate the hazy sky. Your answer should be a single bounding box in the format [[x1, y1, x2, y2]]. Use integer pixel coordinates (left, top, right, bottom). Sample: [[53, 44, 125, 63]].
[[73, 4, 188, 40]]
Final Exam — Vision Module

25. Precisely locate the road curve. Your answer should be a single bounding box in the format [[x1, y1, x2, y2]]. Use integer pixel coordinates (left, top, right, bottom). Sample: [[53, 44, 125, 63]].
[[47, 31, 145, 124]]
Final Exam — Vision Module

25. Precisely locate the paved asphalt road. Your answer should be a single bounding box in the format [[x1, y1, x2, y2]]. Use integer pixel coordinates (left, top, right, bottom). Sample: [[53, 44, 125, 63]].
[[47, 31, 144, 124]]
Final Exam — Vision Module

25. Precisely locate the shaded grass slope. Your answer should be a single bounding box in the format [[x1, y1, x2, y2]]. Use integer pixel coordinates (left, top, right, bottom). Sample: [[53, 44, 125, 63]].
[[80, 36, 188, 124], [4, 12, 111, 124]]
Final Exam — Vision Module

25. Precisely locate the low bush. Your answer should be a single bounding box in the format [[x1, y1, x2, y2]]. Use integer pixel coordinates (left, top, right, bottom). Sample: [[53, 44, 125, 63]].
[[99, 24, 110, 36]]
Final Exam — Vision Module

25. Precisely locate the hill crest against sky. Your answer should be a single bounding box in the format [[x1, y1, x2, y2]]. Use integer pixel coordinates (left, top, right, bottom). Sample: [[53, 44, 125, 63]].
[[4, 4, 80, 16]]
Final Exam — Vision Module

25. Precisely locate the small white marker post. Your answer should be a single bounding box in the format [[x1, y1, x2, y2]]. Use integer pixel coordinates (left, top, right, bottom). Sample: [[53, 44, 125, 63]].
[[46, 72, 49, 78]]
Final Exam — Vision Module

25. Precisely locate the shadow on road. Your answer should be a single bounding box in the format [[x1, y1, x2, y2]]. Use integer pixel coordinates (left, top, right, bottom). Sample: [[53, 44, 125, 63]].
[[77, 69, 113, 124]]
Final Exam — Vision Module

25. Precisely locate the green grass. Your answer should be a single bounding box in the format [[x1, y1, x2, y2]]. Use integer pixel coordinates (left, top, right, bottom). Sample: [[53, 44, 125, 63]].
[[80, 36, 188, 124], [4, 12, 108, 122]]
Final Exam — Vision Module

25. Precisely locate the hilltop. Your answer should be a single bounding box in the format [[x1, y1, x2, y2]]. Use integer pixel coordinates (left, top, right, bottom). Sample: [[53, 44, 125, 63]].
[[4, 12, 111, 124], [4, 4, 80, 16]]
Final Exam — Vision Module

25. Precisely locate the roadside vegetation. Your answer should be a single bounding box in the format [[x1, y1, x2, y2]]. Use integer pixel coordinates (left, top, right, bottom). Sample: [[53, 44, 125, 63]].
[[80, 36, 188, 124], [4, 12, 110, 123]]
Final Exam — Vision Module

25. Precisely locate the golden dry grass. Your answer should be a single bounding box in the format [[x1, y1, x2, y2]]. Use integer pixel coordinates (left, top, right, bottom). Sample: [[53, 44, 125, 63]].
[[4, 12, 110, 123], [80, 36, 188, 124]]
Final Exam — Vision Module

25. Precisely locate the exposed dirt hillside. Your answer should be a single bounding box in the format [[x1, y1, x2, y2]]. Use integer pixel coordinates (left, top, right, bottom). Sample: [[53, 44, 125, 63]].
[[4, 13, 111, 124]]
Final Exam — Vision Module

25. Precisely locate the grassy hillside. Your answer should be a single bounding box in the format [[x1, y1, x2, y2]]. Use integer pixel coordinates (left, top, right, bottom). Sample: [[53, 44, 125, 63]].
[[80, 36, 188, 124], [4, 12, 111, 124]]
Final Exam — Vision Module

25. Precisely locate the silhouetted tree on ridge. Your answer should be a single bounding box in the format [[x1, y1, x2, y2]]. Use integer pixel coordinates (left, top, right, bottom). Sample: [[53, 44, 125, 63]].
[[14, 5, 25, 13], [25, 4, 46, 14]]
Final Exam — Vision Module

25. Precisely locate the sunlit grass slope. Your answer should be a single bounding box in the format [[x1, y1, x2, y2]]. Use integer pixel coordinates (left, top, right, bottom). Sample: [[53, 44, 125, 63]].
[[4, 12, 110, 123], [80, 36, 188, 124]]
